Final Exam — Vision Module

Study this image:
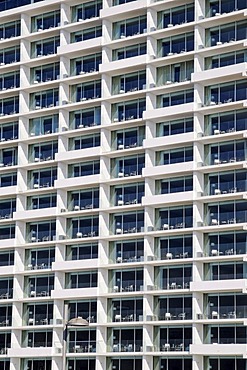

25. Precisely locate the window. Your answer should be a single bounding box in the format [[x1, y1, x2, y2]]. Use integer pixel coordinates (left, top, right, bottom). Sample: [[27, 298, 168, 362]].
[[111, 298, 143, 322], [158, 235, 193, 259], [113, 154, 145, 178], [113, 43, 146, 61], [25, 303, 53, 325], [71, 53, 102, 75], [70, 133, 100, 151], [29, 141, 58, 162], [0, 71, 19, 91], [114, 211, 144, 234], [158, 296, 192, 320], [0, 172, 17, 187], [31, 36, 60, 58], [0, 198, 15, 218], [159, 33, 194, 57], [0, 225, 15, 240], [68, 300, 97, 323], [113, 239, 144, 263], [24, 360, 51, 370], [27, 221, 56, 242], [207, 200, 247, 225], [207, 231, 247, 256], [112, 127, 145, 150], [206, 262, 243, 280], [31, 89, 59, 109], [112, 328, 142, 352], [207, 0, 247, 17], [31, 63, 60, 83], [206, 81, 247, 105], [71, 107, 101, 129], [0, 122, 18, 141], [27, 275, 54, 297], [72, 0, 102, 22], [158, 206, 193, 229], [68, 359, 95, 370], [71, 216, 99, 238], [69, 188, 99, 210], [161, 265, 192, 290], [31, 10, 60, 32], [0, 0, 43, 11], [113, 0, 137, 4], [0, 333, 10, 354], [0, 96, 19, 115], [158, 176, 193, 195], [0, 278, 13, 299], [0, 46, 20, 65], [207, 21, 247, 47], [111, 359, 142, 370], [207, 169, 247, 195], [157, 61, 194, 85], [206, 109, 247, 135], [28, 167, 57, 189], [206, 50, 247, 69], [68, 271, 98, 289], [112, 99, 145, 122], [73, 80, 101, 102], [158, 147, 193, 165], [0, 305, 12, 326], [157, 118, 193, 136], [68, 329, 96, 353], [209, 357, 245, 370], [26, 330, 52, 347], [159, 358, 192, 370], [159, 326, 192, 351], [207, 293, 247, 319], [67, 244, 98, 260], [209, 325, 246, 344], [26, 248, 55, 269], [113, 16, 147, 39], [208, 140, 246, 165], [0, 147, 17, 166], [0, 251, 14, 266], [113, 269, 143, 292], [158, 4, 194, 28], [112, 71, 146, 94], [69, 161, 100, 178], [71, 26, 102, 42], [159, 89, 194, 107], [113, 183, 144, 206], [0, 20, 20, 39], [29, 115, 58, 136]]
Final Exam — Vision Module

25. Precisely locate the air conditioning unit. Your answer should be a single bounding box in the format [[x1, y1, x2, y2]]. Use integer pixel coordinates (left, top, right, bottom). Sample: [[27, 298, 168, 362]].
[[58, 234, 66, 240], [61, 208, 66, 213]]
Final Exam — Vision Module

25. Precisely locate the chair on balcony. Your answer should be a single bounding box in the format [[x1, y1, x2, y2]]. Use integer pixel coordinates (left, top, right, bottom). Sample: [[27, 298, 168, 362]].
[[165, 313, 171, 320], [28, 318, 34, 325], [162, 343, 170, 351], [211, 249, 219, 256], [211, 219, 218, 226], [212, 311, 219, 319], [115, 314, 121, 322], [166, 252, 172, 260]]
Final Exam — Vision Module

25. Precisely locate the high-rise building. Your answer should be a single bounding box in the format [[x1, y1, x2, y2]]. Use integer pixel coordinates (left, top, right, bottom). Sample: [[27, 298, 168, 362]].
[[0, 0, 246, 369]]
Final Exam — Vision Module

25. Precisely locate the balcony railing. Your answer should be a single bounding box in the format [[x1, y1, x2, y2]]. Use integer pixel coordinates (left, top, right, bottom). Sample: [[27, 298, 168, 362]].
[[69, 341, 96, 353], [112, 340, 142, 352]]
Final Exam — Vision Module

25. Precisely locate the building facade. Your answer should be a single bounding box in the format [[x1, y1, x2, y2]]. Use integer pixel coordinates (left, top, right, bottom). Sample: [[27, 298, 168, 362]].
[[0, 0, 246, 369]]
